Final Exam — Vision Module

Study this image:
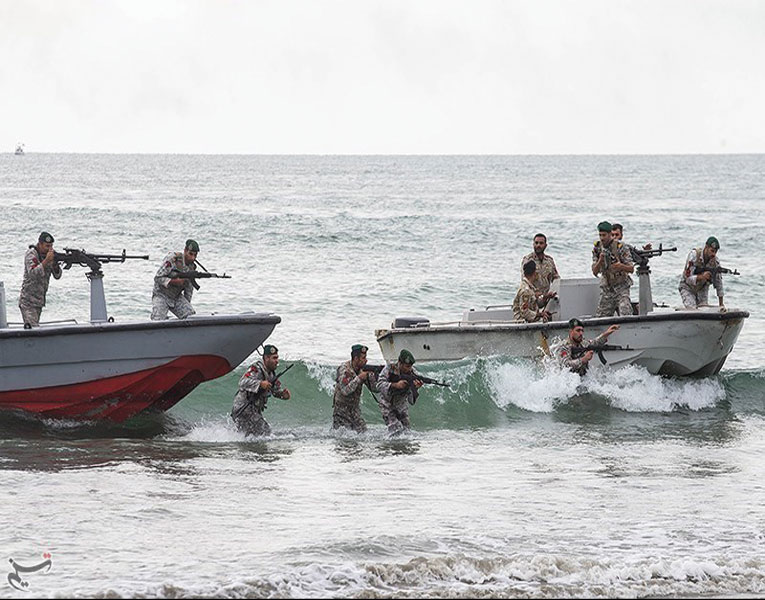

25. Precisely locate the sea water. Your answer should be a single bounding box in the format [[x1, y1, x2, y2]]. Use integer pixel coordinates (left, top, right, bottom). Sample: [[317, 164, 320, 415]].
[[0, 154, 763, 598]]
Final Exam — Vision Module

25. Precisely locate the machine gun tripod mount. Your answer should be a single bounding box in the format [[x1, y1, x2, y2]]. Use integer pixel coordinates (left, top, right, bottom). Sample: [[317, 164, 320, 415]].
[[630, 244, 677, 315], [53, 248, 149, 323]]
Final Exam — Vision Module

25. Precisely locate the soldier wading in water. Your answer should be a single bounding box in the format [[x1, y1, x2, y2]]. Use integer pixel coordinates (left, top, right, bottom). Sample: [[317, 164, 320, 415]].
[[332, 344, 377, 433], [376, 349, 422, 434], [231, 344, 291, 436]]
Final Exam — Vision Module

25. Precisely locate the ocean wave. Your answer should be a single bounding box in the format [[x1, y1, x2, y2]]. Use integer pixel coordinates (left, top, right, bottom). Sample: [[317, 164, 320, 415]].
[[80, 553, 765, 599]]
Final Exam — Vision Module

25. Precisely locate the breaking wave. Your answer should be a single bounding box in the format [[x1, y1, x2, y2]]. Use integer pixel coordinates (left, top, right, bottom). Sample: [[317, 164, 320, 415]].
[[81, 552, 765, 598], [174, 358, 761, 427]]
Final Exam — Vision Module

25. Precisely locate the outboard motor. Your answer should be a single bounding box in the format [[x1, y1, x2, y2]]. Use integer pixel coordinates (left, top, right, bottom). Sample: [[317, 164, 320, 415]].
[[393, 317, 430, 329]]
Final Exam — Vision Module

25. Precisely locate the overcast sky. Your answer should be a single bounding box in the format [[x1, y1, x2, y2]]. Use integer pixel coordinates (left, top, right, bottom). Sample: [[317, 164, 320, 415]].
[[1, 0, 763, 154]]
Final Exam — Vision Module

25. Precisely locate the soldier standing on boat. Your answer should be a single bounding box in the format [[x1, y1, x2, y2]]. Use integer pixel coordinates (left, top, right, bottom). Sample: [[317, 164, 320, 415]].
[[678, 236, 725, 310], [231, 344, 291, 436], [520, 232, 559, 303], [333, 344, 376, 433], [376, 349, 422, 434], [18, 231, 62, 327], [556, 318, 620, 376], [151, 239, 198, 320], [592, 221, 634, 317], [513, 261, 552, 322]]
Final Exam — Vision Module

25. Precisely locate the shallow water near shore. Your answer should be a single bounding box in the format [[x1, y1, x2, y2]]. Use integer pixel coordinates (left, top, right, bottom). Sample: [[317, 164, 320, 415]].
[[1, 154, 764, 598]]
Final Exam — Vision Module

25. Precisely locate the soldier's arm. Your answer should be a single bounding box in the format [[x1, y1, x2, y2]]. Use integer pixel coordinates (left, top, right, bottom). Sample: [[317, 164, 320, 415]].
[[238, 365, 266, 394], [519, 289, 539, 322], [549, 256, 560, 281], [591, 246, 602, 277], [375, 365, 394, 397], [713, 269, 724, 302], [682, 249, 700, 286], [618, 245, 634, 273], [557, 345, 586, 372], [154, 253, 177, 288], [25, 251, 48, 281], [336, 364, 362, 396]]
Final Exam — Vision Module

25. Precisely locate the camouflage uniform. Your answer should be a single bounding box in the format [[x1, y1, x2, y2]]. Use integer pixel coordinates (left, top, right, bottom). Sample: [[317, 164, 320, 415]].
[[678, 247, 724, 308], [592, 239, 634, 317], [151, 251, 196, 320], [520, 252, 559, 297], [231, 360, 287, 436], [333, 360, 374, 433], [512, 277, 542, 322], [376, 363, 414, 434], [554, 333, 607, 376], [18, 246, 62, 326]]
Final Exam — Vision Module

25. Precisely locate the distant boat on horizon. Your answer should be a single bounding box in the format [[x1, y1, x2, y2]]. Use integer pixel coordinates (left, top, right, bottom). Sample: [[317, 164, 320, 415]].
[[14, 143, 24, 155]]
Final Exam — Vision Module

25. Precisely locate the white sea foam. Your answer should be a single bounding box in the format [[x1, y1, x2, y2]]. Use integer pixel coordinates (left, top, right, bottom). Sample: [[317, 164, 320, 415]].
[[485, 359, 725, 413], [101, 553, 765, 599]]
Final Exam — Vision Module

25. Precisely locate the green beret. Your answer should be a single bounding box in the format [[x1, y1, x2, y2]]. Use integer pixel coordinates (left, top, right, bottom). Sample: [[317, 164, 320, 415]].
[[185, 239, 200, 253], [597, 221, 613, 233], [568, 318, 584, 329], [351, 344, 368, 358], [38, 231, 54, 244], [263, 344, 278, 356], [705, 236, 720, 250], [398, 349, 415, 365]]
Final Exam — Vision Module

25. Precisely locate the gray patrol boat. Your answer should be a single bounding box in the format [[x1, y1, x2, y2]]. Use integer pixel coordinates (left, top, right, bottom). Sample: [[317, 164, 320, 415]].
[[0, 249, 279, 421]]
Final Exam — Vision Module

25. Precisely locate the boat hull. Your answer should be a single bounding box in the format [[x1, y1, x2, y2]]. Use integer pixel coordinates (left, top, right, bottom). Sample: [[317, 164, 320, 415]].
[[376, 309, 748, 377], [0, 314, 280, 421]]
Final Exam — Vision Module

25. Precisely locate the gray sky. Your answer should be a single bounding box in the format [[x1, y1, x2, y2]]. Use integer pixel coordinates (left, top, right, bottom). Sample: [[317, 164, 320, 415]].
[[1, 0, 763, 154]]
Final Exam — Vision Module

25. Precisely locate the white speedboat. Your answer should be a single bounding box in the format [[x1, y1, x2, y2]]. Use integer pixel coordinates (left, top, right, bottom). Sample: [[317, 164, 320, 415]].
[[0, 251, 279, 422], [375, 256, 748, 377], [14, 143, 24, 155]]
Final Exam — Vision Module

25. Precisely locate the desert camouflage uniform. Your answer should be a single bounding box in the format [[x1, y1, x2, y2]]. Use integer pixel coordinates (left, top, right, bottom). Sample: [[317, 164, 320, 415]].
[[333, 360, 374, 432], [554, 333, 607, 376], [231, 360, 287, 436], [678, 247, 724, 308], [376, 363, 414, 434], [520, 252, 559, 297], [512, 277, 542, 322], [151, 251, 196, 320], [592, 239, 633, 317], [18, 246, 62, 326]]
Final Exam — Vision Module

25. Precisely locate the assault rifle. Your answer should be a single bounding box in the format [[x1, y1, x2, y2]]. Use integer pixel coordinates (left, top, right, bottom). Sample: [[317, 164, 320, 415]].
[[570, 344, 628, 365], [693, 266, 740, 277], [630, 243, 677, 267], [273, 363, 294, 383], [168, 268, 231, 290], [389, 370, 450, 405], [53, 248, 149, 274], [361, 364, 384, 375]]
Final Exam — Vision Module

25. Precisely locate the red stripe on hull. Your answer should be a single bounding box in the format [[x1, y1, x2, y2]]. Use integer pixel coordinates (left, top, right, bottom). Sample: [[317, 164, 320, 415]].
[[0, 355, 232, 422]]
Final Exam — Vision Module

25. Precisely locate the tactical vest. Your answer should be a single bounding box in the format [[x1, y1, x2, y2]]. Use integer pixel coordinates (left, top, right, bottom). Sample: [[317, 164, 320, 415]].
[[594, 240, 628, 287]]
